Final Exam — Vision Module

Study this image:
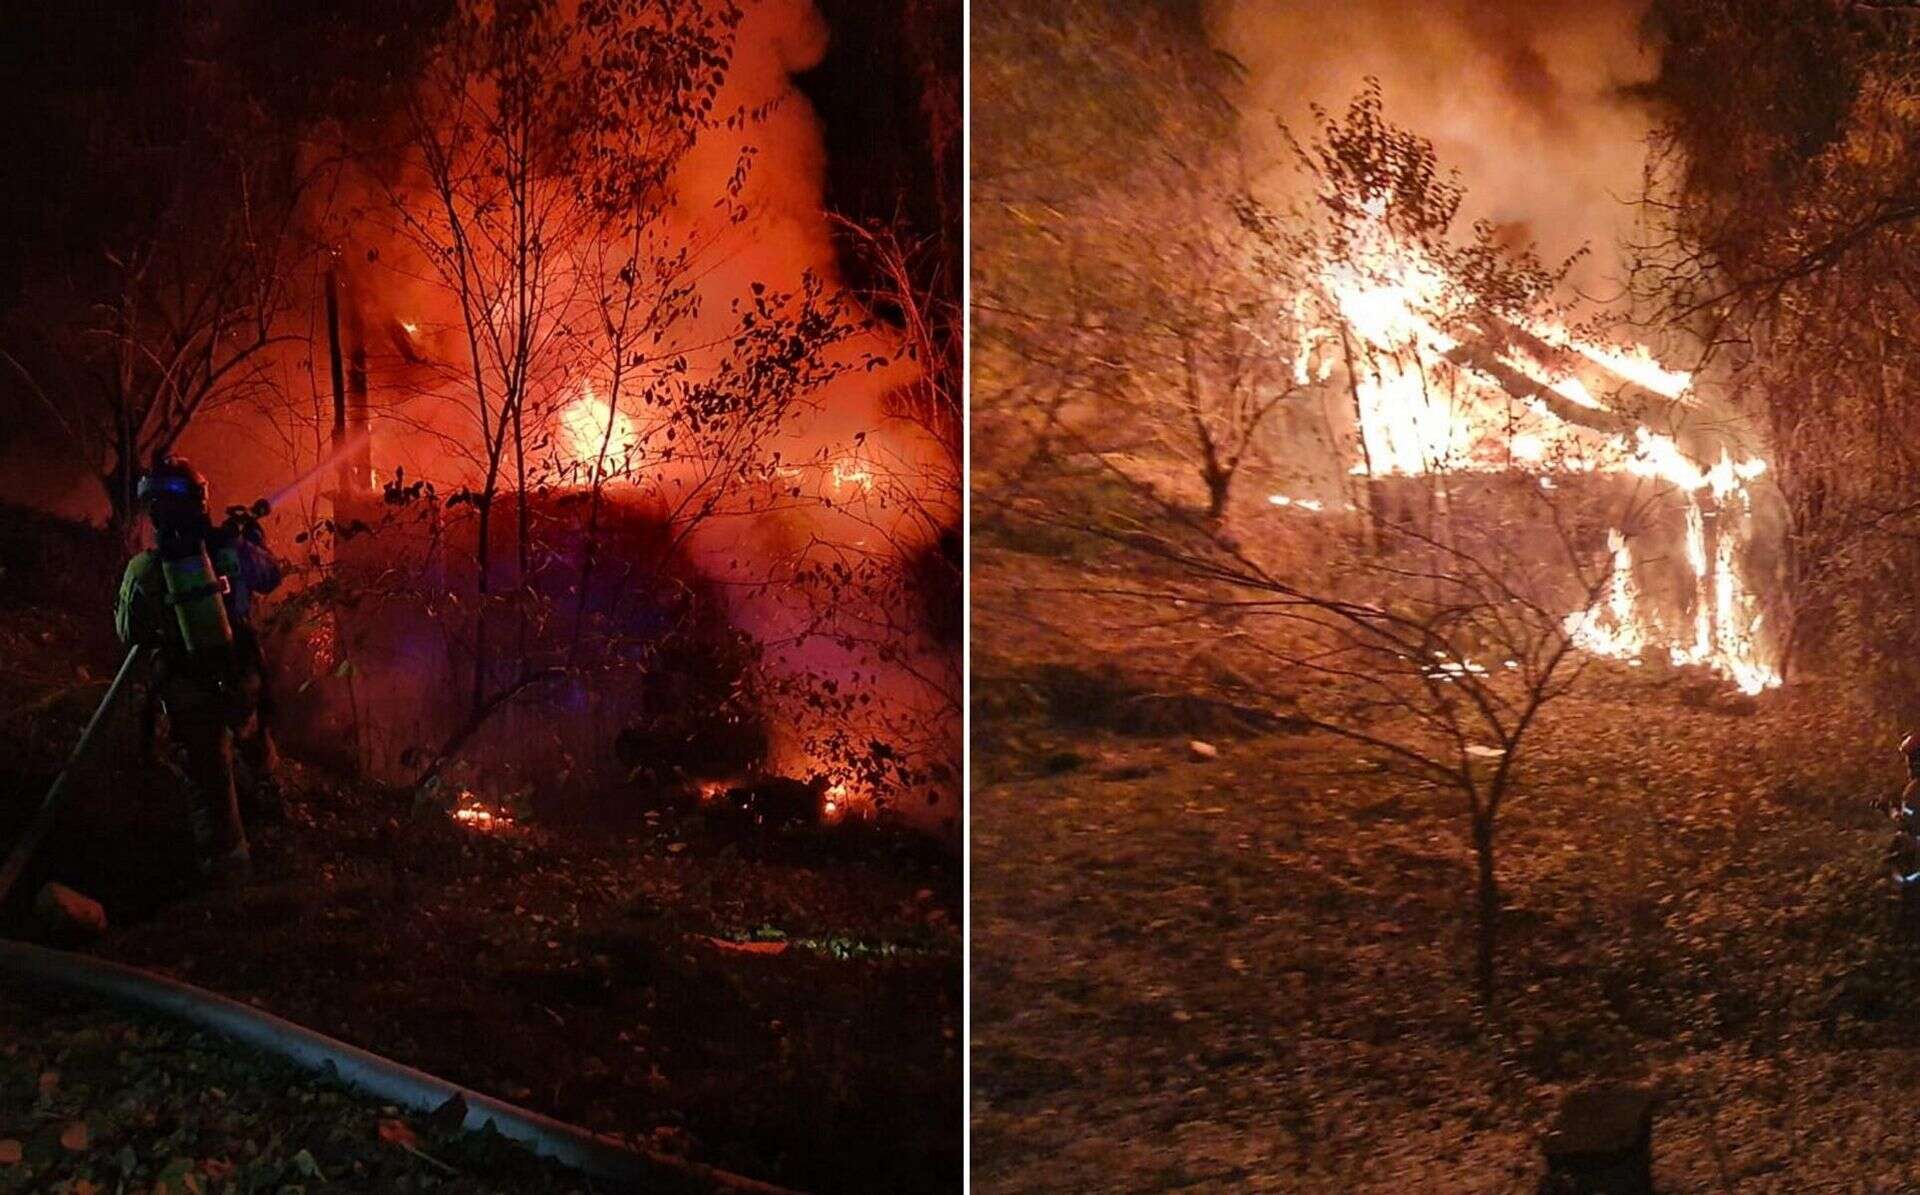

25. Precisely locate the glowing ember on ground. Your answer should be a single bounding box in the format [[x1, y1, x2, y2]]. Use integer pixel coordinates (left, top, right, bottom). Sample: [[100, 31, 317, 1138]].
[[452, 791, 514, 829]]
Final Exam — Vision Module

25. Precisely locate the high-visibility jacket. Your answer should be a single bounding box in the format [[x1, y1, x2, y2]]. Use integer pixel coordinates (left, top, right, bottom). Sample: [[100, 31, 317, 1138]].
[[116, 525, 282, 652]]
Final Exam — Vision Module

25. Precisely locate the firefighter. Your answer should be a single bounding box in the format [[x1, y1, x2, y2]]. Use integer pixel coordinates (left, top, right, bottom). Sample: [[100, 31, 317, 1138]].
[[114, 458, 283, 884]]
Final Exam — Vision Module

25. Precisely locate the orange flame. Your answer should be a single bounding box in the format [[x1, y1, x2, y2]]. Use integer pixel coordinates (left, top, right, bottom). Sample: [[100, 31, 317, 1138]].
[[452, 790, 515, 830], [557, 380, 635, 472], [1304, 202, 1780, 694]]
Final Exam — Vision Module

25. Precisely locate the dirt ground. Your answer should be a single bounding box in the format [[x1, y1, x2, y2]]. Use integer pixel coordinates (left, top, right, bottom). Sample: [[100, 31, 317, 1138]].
[[0, 506, 962, 1195], [972, 537, 1920, 1194]]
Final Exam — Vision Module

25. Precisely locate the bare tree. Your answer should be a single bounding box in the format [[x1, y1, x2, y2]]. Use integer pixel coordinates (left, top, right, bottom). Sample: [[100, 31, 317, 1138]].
[[1025, 469, 1618, 1001], [763, 216, 964, 819], [972, 0, 1306, 521], [557, 0, 755, 658], [972, 0, 1208, 485], [1112, 164, 1304, 522], [383, 0, 592, 715], [1, 75, 308, 542]]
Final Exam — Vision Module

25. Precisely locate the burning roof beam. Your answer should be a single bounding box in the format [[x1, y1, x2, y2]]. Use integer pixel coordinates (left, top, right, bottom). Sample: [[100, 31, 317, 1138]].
[[1442, 311, 1688, 442]]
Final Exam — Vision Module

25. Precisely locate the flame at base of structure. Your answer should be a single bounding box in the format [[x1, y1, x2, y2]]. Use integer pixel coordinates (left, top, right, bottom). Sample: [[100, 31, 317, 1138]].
[[1564, 529, 1649, 665], [1563, 495, 1779, 696]]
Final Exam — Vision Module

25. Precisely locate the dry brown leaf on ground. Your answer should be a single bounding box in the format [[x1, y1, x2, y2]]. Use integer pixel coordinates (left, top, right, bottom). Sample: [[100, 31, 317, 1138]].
[[377, 1118, 419, 1149], [0, 1140, 20, 1165], [377, 1118, 456, 1175]]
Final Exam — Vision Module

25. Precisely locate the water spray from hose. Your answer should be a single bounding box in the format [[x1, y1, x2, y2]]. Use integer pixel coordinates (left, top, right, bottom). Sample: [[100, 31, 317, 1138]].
[[264, 427, 375, 510]]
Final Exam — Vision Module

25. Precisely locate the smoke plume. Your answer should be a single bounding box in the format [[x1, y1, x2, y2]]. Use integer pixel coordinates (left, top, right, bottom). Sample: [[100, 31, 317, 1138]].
[[1212, 0, 1662, 290]]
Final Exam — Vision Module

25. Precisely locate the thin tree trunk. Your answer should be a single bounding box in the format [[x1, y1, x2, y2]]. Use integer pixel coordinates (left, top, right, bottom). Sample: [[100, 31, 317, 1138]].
[[1338, 327, 1382, 554], [1181, 338, 1232, 522], [570, 380, 624, 663], [1473, 813, 1499, 1005], [513, 401, 530, 676], [472, 489, 494, 718], [346, 289, 371, 491], [325, 268, 349, 494], [1206, 475, 1230, 521]]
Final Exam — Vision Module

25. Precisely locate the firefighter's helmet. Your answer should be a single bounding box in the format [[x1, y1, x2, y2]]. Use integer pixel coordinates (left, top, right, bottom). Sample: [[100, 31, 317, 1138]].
[[137, 458, 209, 529]]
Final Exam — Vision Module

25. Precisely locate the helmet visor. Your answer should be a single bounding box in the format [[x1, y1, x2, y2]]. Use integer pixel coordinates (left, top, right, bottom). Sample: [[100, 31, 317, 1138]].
[[141, 473, 197, 501]]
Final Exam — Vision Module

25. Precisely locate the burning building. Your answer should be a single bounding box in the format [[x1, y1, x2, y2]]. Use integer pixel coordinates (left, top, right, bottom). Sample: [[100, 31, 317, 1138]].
[[184, 0, 964, 831], [1271, 196, 1782, 694], [1212, 2, 1785, 696]]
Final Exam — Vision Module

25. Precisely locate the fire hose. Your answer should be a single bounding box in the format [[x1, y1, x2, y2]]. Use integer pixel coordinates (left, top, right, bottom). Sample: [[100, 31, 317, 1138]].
[[0, 495, 273, 909], [0, 643, 146, 910], [0, 939, 806, 1195]]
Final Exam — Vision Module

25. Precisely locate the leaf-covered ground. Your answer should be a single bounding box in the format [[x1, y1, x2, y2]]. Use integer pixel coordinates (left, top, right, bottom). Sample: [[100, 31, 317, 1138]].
[[0, 507, 962, 1194], [0, 984, 594, 1194], [973, 542, 1920, 1193], [61, 771, 961, 1194]]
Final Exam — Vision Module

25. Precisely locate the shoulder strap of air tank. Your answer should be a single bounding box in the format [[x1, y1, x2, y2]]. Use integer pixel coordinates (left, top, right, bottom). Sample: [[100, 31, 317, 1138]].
[[118, 551, 156, 600], [115, 552, 156, 643]]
